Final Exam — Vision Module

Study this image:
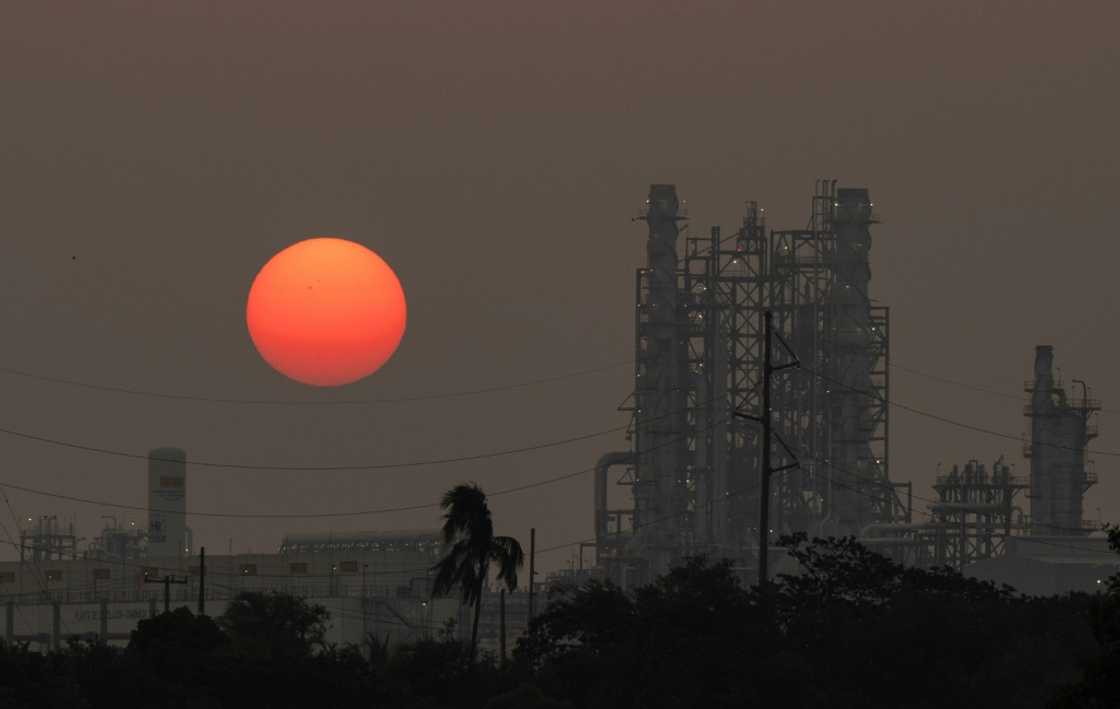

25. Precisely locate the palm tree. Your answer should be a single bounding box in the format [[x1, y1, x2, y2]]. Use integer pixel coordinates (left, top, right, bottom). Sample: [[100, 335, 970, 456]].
[[431, 483, 524, 663]]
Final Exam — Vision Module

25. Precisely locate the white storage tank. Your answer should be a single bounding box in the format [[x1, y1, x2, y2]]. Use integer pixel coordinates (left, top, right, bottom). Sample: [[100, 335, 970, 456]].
[[147, 447, 186, 559]]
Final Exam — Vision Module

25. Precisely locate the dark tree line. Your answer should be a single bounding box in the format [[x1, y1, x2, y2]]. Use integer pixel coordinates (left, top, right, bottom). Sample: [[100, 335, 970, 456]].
[[516, 536, 1103, 709], [3, 492, 1120, 708]]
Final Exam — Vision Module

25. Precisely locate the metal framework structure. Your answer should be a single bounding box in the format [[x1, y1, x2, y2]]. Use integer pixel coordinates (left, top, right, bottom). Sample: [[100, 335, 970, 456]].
[[19, 516, 77, 563], [860, 458, 1028, 569], [683, 206, 769, 563], [769, 181, 899, 539], [926, 459, 1029, 567], [592, 183, 1106, 583], [593, 181, 898, 584]]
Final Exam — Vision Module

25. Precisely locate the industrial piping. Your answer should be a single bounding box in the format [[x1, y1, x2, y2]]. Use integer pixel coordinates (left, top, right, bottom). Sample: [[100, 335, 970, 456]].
[[594, 452, 634, 544]]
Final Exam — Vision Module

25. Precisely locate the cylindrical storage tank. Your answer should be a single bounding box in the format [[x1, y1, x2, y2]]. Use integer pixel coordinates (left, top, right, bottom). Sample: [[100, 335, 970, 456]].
[[147, 447, 187, 560]]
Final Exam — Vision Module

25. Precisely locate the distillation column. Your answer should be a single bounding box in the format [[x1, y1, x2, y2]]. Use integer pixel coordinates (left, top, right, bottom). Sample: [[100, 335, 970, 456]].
[[827, 188, 879, 535], [1026, 346, 1098, 536], [632, 184, 689, 578]]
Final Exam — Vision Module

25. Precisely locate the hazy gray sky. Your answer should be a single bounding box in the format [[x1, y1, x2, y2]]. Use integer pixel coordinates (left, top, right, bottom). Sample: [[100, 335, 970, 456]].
[[0, 1, 1117, 571]]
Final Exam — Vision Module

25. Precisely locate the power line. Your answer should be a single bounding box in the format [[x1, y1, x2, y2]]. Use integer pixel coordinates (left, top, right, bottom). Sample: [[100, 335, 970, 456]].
[[0, 419, 629, 472], [0, 397, 726, 519], [2, 349, 1109, 422], [890, 363, 1024, 403], [890, 362, 1120, 416], [803, 365, 1120, 458], [9, 351, 1109, 460], [0, 360, 631, 407], [0, 364, 711, 474], [894, 391, 1116, 457], [0, 464, 593, 519]]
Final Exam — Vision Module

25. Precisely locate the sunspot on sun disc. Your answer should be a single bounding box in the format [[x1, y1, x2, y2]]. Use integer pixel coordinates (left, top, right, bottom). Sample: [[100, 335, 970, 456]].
[[246, 237, 407, 387]]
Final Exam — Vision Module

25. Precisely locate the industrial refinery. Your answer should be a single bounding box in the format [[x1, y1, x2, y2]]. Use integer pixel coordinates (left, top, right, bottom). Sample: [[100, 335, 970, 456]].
[[0, 180, 1114, 649], [590, 181, 1115, 591]]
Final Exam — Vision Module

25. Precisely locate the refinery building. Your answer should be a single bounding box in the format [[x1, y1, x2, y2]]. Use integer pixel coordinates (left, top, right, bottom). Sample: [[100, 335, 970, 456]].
[[0, 448, 472, 651]]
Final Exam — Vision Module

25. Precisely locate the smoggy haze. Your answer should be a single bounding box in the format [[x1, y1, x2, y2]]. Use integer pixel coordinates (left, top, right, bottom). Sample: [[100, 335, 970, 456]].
[[0, 1, 1117, 571]]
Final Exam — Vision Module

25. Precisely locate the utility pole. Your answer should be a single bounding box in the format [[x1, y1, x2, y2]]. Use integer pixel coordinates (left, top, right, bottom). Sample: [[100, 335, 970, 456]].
[[735, 310, 800, 589], [362, 564, 369, 641], [145, 573, 188, 614], [527, 528, 536, 622], [197, 547, 206, 616], [499, 588, 506, 662]]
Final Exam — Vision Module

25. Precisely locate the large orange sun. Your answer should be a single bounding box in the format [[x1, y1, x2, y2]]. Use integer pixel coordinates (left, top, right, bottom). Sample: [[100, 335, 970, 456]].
[[246, 237, 407, 387]]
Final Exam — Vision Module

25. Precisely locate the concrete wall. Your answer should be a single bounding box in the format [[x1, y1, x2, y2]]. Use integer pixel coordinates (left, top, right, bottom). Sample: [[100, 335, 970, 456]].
[[0, 546, 439, 604]]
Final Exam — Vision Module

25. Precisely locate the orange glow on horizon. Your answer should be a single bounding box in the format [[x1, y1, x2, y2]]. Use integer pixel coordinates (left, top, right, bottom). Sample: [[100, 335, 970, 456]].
[[246, 238, 407, 387]]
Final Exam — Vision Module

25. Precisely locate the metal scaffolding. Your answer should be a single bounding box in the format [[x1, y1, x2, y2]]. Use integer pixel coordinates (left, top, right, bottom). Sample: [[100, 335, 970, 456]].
[[682, 205, 769, 562], [591, 183, 1105, 585], [927, 458, 1029, 567], [19, 516, 77, 564], [859, 458, 1027, 570], [593, 180, 896, 584], [769, 181, 898, 538]]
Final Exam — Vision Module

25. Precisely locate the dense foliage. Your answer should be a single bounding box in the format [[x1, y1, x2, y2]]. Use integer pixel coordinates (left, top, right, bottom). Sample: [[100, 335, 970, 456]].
[[516, 536, 1100, 709], [1, 537, 1118, 708]]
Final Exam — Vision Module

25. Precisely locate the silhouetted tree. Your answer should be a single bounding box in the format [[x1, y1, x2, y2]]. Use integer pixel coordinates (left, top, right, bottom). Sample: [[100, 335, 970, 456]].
[[774, 534, 1095, 708], [128, 607, 227, 661], [517, 557, 775, 708], [219, 591, 329, 661], [1047, 525, 1120, 708], [516, 539, 1097, 709], [121, 609, 229, 706], [432, 483, 524, 663]]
